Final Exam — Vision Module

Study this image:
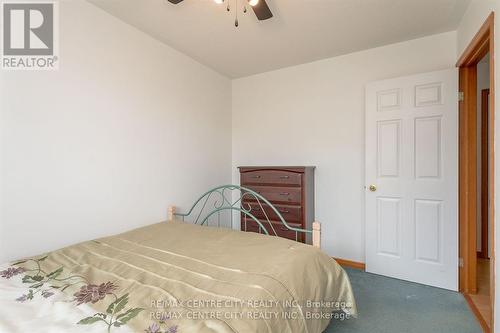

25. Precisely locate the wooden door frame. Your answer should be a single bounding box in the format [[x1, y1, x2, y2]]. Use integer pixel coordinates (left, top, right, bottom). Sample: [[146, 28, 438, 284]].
[[479, 88, 490, 260], [456, 11, 495, 329]]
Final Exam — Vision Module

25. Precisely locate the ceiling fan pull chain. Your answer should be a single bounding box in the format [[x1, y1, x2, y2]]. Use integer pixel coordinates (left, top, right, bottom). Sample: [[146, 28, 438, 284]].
[[234, 0, 239, 27]]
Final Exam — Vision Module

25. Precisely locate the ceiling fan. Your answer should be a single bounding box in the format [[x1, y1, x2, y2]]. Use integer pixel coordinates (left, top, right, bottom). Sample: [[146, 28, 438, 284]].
[[167, 0, 273, 27]]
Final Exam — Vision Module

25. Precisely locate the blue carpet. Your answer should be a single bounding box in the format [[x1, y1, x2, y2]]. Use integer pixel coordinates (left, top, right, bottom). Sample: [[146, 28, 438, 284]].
[[325, 268, 482, 333]]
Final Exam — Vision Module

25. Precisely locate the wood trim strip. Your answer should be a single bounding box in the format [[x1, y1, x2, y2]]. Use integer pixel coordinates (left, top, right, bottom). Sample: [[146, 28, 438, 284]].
[[487, 14, 495, 327], [464, 293, 490, 332], [459, 65, 478, 293], [457, 13, 494, 67], [479, 89, 490, 259], [333, 257, 366, 270]]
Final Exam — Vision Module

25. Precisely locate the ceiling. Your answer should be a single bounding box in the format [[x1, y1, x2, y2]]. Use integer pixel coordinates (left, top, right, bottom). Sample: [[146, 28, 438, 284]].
[[88, 0, 471, 78]]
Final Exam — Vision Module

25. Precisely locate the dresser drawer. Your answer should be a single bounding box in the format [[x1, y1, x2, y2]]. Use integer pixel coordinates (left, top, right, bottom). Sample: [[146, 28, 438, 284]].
[[244, 202, 302, 223], [242, 220, 304, 242], [241, 170, 302, 186], [269, 221, 303, 242], [241, 219, 261, 233], [245, 185, 302, 204]]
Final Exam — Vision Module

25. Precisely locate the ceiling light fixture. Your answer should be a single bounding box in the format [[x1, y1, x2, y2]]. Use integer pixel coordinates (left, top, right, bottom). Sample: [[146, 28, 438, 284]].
[[168, 0, 273, 27]]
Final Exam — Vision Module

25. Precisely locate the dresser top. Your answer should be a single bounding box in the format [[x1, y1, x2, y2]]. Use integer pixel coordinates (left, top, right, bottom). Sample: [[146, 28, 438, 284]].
[[238, 166, 315, 172]]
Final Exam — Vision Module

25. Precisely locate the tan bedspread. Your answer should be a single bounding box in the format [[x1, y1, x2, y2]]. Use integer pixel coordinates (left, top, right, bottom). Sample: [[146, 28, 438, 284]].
[[0, 221, 356, 333]]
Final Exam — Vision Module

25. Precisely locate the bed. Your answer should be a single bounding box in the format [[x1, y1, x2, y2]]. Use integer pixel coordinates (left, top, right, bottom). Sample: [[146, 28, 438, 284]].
[[0, 185, 356, 333]]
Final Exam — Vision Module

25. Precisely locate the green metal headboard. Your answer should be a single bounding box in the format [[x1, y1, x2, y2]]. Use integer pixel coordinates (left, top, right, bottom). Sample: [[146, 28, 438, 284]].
[[167, 185, 321, 247]]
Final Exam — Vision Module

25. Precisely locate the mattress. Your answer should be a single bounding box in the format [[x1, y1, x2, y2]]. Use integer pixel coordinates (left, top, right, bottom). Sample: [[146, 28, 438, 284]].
[[0, 221, 356, 333]]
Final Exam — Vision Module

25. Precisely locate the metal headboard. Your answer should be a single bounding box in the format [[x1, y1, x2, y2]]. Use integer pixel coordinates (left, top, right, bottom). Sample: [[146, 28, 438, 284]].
[[167, 185, 321, 247]]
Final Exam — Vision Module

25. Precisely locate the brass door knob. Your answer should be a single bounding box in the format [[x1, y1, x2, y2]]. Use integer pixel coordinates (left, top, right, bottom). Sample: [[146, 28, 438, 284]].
[[369, 184, 377, 192]]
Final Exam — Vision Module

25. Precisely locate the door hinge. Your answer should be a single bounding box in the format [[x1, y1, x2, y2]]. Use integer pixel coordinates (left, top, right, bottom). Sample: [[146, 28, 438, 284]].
[[459, 257, 464, 267], [458, 91, 464, 102]]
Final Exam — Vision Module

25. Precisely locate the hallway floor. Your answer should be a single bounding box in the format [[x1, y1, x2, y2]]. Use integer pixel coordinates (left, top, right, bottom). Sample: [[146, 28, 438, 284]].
[[466, 257, 491, 330]]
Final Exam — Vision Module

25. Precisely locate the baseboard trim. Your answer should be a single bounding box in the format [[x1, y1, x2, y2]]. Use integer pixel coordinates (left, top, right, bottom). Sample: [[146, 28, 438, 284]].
[[463, 293, 490, 333], [333, 257, 365, 270]]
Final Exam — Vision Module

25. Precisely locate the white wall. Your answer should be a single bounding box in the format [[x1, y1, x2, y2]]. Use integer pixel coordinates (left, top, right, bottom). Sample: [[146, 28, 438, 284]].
[[0, 0, 232, 263], [456, 1, 500, 331], [232, 31, 457, 262]]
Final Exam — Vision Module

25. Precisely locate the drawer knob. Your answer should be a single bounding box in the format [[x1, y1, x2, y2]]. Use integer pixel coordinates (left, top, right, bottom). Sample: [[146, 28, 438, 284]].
[[279, 175, 290, 179], [279, 210, 290, 213], [279, 192, 290, 196], [251, 175, 261, 179]]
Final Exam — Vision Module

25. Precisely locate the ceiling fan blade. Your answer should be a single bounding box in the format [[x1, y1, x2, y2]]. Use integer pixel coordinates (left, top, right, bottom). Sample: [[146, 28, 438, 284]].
[[167, 0, 183, 4], [251, 0, 273, 20]]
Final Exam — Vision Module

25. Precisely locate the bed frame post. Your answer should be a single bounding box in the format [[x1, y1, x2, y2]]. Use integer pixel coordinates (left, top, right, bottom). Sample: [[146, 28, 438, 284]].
[[312, 221, 321, 248], [168, 206, 176, 221]]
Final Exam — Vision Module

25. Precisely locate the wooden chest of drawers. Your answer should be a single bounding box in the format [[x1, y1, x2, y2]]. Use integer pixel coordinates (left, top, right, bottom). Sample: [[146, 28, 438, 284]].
[[238, 166, 315, 244]]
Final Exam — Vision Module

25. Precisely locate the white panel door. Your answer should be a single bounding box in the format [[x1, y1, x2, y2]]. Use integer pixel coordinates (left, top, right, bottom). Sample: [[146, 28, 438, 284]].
[[365, 69, 458, 291]]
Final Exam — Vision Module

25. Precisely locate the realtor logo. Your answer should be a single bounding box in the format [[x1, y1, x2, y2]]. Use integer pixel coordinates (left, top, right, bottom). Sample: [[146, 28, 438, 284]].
[[1, 1, 59, 70]]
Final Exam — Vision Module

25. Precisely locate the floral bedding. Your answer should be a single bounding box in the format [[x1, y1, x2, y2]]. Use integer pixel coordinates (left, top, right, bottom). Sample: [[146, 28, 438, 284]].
[[0, 221, 356, 333]]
